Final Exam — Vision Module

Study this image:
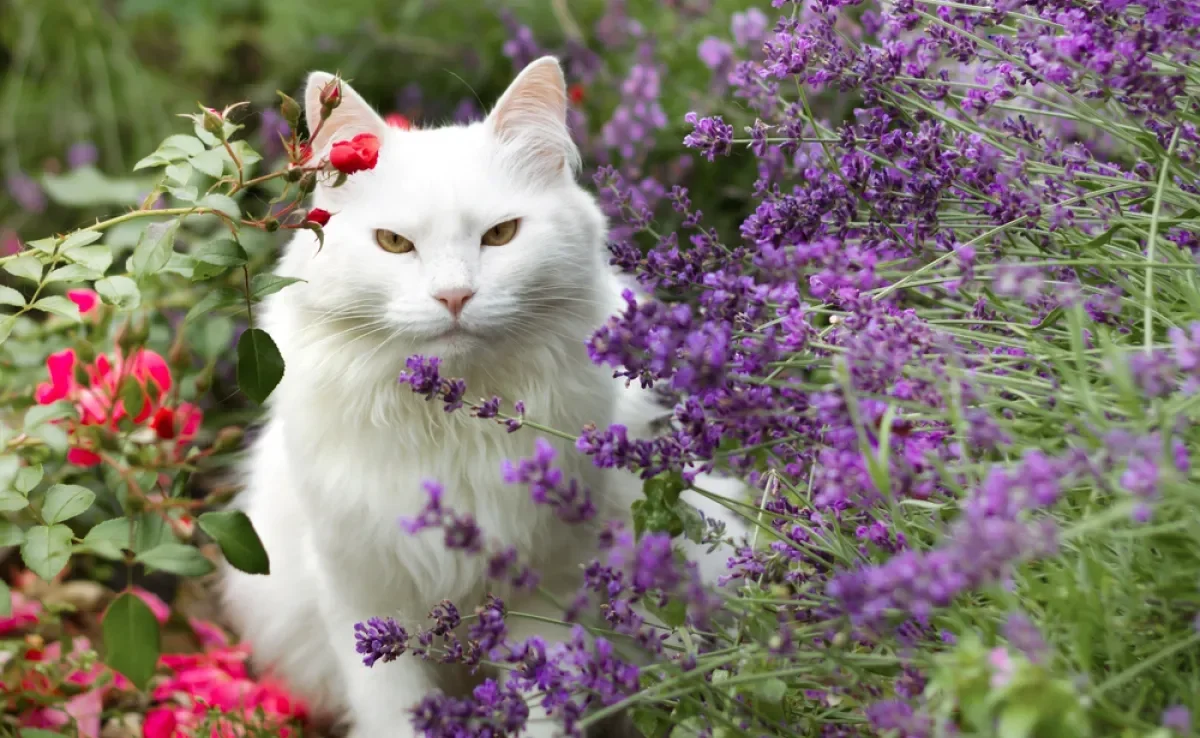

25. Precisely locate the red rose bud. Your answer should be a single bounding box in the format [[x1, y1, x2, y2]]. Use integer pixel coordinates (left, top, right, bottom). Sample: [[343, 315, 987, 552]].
[[329, 133, 381, 174], [306, 208, 332, 227], [385, 113, 412, 130], [152, 406, 177, 440], [319, 80, 342, 117], [569, 84, 585, 105]]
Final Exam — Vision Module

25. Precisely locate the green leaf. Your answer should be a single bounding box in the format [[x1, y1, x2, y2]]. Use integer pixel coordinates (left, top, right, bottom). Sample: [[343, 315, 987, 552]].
[[45, 264, 101, 283], [14, 464, 43, 493], [0, 455, 18, 488], [95, 276, 141, 310], [164, 162, 193, 185], [0, 579, 9, 617], [190, 149, 227, 178], [237, 328, 285, 404], [120, 376, 146, 419], [136, 543, 216, 576], [0, 316, 15, 344], [129, 219, 181, 277], [198, 193, 240, 219], [42, 484, 96, 524], [752, 678, 787, 704], [21, 729, 67, 738], [165, 183, 198, 203], [997, 702, 1040, 738], [42, 166, 147, 207], [4, 255, 43, 282], [195, 239, 248, 268], [192, 239, 248, 281], [103, 592, 161, 690], [231, 141, 263, 167], [134, 135, 206, 170], [0, 520, 24, 547], [0, 489, 28, 512], [134, 513, 173, 553], [0, 285, 25, 307], [60, 230, 104, 251], [198, 510, 270, 574], [69, 245, 114, 273], [647, 598, 687, 628], [25, 401, 73, 429], [21, 524, 74, 581], [250, 274, 304, 300], [31, 296, 82, 321], [82, 518, 132, 560], [184, 287, 240, 324]]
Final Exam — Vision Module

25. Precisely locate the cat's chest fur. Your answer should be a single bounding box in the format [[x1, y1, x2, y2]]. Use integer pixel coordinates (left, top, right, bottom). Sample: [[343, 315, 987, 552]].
[[272, 377, 624, 615]]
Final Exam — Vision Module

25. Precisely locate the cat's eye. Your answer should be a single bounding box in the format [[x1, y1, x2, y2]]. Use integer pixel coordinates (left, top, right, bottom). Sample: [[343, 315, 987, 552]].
[[482, 219, 520, 247], [375, 229, 415, 254]]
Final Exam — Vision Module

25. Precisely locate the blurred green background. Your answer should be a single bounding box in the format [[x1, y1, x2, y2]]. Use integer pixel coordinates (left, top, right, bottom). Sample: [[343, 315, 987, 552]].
[[1, 0, 773, 250]]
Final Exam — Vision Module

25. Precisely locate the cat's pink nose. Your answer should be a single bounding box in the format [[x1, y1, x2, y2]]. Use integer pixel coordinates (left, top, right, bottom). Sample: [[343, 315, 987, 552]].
[[435, 288, 474, 319]]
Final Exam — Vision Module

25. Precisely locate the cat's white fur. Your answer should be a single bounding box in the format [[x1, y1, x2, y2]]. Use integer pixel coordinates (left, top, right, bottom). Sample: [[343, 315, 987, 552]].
[[220, 57, 744, 738]]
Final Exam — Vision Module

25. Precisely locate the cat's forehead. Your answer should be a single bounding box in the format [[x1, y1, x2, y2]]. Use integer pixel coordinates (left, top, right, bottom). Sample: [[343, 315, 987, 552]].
[[373, 124, 508, 190]]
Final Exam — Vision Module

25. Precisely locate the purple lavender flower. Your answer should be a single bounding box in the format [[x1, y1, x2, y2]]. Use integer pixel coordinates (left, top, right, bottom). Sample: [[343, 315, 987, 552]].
[[6, 171, 46, 213], [354, 617, 409, 667], [683, 112, 734, 161], [1164, 705, 1192, 734], [601, 43, 668, 162], [399, 481, 484, 554], [501, 438, 596, 523], [66, 142, 98, 169], [1002, 612, 1049, 664], [731, 8, 769, 49], [398, 355, 468, 412], [698, 37, 734, 72]]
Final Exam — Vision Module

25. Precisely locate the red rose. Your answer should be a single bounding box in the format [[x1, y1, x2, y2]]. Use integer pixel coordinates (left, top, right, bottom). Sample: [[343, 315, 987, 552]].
[[385, 113, 411, 130], [305, 208, 332, 226], [569, 84, 585, 105], [329, 133, 380, 174]]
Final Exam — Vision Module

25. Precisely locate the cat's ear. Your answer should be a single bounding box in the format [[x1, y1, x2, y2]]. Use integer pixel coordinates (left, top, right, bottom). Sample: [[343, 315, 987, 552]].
[[304, 72, 388, 157], [487, 56, 580, 182]]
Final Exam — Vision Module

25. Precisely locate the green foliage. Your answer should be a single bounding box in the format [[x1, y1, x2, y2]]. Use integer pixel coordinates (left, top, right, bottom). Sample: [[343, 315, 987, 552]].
[[199, 510, 270, 574], [102, 591, 162, 689], [237, 327, 285, 404]]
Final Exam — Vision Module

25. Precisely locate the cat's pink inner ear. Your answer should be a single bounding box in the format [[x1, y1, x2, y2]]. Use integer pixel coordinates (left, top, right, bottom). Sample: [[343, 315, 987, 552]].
[[490, 57, 569, 140], [304, 72, 387, 157]]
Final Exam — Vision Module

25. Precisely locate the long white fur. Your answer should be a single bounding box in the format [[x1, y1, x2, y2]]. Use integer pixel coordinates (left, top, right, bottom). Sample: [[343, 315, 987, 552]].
[[220, 57, 745, 738]]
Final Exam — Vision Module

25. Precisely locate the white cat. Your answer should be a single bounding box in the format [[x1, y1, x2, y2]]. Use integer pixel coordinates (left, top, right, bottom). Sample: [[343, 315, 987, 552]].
[[220, 57, 744, 738]]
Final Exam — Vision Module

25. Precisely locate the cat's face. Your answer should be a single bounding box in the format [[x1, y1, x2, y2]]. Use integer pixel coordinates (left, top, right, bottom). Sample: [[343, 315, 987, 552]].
[[280, 58, 607, 366]]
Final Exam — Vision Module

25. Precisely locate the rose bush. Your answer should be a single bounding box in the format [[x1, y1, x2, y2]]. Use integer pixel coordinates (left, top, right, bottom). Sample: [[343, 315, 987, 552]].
[[4, 1, 1200, 737]]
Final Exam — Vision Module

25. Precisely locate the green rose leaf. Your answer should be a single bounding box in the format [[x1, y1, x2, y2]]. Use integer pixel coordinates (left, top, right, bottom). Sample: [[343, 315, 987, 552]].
[[129, 219, 181, 278], [0, 519, 25, 547], [136, 543, 216, 577], [31, 296, 82, 321], [198, 510, 270, 574], [0, 285, 25, 307], [21, 524, 74, 581], [250, 275, 304, 300], [237, 328, 285, 405], [4, 255, 43, 283], [95, 276, 141, 310], [42, 484, 96, 524], [82, 518, 133, 560], [103, 592, 161, 689]]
